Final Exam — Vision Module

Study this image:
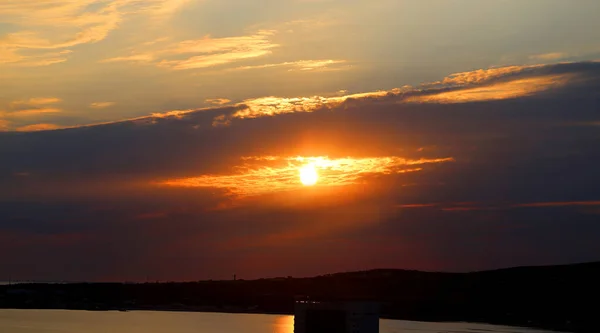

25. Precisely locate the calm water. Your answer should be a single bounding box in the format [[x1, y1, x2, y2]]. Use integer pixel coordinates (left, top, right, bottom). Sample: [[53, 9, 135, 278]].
[[0, 310, 564, 333]]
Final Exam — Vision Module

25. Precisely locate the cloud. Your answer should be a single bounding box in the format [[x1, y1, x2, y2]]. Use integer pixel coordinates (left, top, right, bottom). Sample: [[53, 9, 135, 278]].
[[213, 90, 390, 125], [429, 65, 544, 86], [530, 52, 569, 61], [0, 0, 191, 67], [11, 97, 62, 107], [161, 156, 453, 196], [0, 49, 73, 67], [206, 98, 231, 106], [3, 108, 62, 118], [100, 54, 156, 64], [2, 62, 593, 133], [232, 59, 348, 71], [15, 123, 61, 132], [0, 2, 119, 66], [143, 109, 197, 121], [90, 102, 116, 109], [2, 61, 600, 279], [405, 75, 571, 104], [210, 62, 592, 125], [0, 98, 63, 126], [0, 119, 9, 131], [102, 30, 279, 70]]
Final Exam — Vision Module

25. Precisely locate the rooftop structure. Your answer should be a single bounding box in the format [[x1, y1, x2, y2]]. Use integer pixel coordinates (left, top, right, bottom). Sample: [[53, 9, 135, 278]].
[[294, 297, 379, 333]]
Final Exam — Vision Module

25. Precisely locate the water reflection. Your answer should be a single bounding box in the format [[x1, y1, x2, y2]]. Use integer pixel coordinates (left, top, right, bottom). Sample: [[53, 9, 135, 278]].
[[0, 310, 563, 333], [273, 315, 293, 333]]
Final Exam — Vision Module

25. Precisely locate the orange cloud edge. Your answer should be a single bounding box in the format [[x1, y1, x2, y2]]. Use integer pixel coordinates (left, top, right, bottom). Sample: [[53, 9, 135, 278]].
[[0, 61, 584, 132], [159, 156, 455, 197]]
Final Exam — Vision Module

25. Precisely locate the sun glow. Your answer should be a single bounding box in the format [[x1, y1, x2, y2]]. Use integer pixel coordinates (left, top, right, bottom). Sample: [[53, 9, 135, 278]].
[[299, 164, 319, 186], [160, 156, 454, 196]]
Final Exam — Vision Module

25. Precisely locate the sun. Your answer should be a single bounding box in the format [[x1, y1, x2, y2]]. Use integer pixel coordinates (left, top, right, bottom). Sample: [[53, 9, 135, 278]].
[[299, 164, 319, 186]]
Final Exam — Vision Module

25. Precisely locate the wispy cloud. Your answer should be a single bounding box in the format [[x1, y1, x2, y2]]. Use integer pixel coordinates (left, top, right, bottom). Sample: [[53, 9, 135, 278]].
[[213, 90, 391, 126], [0, 49, 73, 67], [3, 108, 62, 118], [11, 97, 62, 107], [15, 123, 61, 132], [210, 63, 583, 125], [0, 119, 9, 131], [149, 109, 196, 119], [405, 75, 571, 104], [430, 65, 544, 86], [2, 97, 63, 121], [100, 54, 156, 64], [90, 102, 116, 109], [530, 52, 569, 61], [160, 156, 454, 196], [206, 98, 231, 105], [2, 62, 592, 132], [102, 30, 279, 70], [233, 59, 348, 72], [0, 0, 190, 67]]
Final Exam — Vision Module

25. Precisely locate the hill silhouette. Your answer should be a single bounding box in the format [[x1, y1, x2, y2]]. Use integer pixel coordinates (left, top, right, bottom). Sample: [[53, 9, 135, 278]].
[[2, 262, 599, 332]]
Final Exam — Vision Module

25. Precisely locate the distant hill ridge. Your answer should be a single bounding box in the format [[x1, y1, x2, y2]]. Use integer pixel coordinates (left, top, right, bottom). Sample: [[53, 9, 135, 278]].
[[1, 261, 599, 333], [318, 260, 600, 277]]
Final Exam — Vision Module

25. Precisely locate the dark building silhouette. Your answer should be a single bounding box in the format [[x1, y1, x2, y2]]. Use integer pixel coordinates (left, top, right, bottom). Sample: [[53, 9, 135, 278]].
[[294, 297, 379, 333]]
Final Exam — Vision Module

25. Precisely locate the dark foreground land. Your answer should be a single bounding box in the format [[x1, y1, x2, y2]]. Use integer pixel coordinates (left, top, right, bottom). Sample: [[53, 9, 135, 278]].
[[2, 262, 599, 332]]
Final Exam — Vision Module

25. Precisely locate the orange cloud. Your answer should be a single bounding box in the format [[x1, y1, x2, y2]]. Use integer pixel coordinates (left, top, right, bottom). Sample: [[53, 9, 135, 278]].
[[11, 97, 61, 107], [206, 98, 231, 105], [149, 109, 195, 119], [405, 75, 571, 104], [0, 0, 190, 67], [15, 123, 61, 132], [213, 90, 391, 125], [4, 108, 62, 117], [2, 63, 586, 131], [0, 49, 73, 67], [530, 52, 569, 61], [0, 119, 9, 131], [160, 156, 454, 196], [433, 65, 543, 86], [233, 59, 348, 71], [211, 63, 578, 125], [103, 30, 278, 70], [100, 54, 156, 64], [90, 102, 116, 109], [0, 107, 201, 132]]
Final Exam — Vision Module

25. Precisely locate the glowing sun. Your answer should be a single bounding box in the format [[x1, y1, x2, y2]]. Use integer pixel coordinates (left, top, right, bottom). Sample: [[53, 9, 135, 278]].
[[299, 164, 319, 186]]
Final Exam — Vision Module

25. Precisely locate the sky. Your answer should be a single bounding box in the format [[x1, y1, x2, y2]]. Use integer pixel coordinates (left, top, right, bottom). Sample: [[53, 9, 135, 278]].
[[1, 0, 600, 282]]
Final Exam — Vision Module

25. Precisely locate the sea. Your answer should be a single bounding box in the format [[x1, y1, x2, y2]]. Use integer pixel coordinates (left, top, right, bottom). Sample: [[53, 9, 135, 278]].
[[0, 310, 566, 333]]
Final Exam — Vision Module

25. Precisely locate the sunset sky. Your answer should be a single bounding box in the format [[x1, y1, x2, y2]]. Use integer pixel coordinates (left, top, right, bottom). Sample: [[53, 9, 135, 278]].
[[1, 0, 600, 282]]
